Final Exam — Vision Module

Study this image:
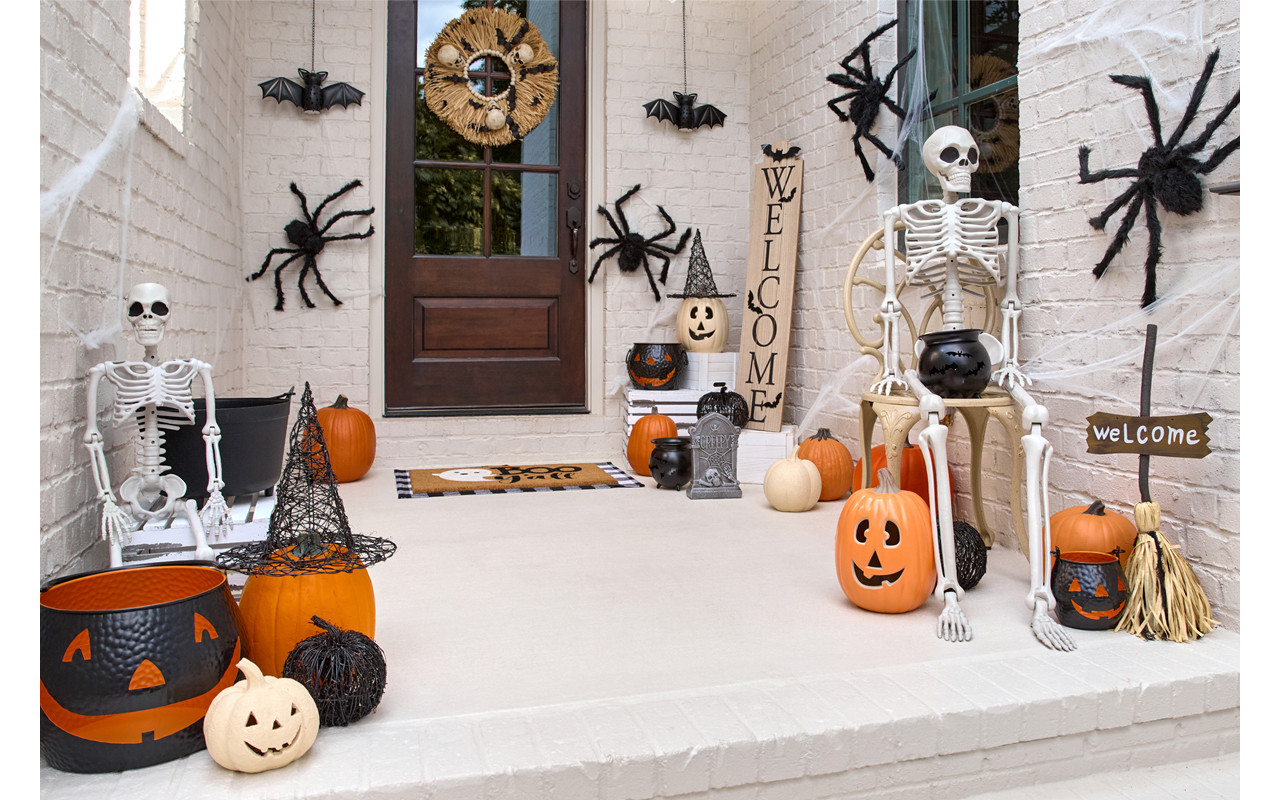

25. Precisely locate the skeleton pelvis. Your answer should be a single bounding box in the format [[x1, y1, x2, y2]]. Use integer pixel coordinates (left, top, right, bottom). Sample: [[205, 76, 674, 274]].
[[119, 473, 188, 522]]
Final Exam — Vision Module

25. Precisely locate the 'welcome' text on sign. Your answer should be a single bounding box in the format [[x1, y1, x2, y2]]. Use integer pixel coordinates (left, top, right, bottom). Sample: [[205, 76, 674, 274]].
[[1085, 412, 1212, 459], [737, 142, 803, 432]]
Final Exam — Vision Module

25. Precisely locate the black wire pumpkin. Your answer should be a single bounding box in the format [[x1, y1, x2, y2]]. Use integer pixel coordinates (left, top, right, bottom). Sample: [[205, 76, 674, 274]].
[[282, 615, 387, 727], [696, 382, 748, 428], [954, 520, 988, 591]]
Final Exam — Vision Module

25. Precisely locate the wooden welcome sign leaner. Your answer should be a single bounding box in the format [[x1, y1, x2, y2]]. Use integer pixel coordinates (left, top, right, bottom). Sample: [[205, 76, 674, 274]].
[[736, 141, 804, 432]]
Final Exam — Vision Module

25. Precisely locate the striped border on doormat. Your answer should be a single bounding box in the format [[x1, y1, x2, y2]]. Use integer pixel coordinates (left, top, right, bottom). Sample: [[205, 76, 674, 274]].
[[395, 462, 643, 498]]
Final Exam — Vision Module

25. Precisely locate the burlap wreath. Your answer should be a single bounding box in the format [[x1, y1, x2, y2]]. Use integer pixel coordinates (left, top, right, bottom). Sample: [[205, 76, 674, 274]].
[[424, 6, 559, 147]]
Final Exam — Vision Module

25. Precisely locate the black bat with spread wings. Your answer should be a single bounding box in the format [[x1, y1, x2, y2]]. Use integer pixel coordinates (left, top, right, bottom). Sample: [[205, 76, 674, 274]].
[[643, 91, 726, 131], [259, 68, 365, 113]]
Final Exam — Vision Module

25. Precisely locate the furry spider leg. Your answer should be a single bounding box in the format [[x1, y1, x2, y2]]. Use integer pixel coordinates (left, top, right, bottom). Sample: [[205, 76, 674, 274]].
[[310, 179, 364, 223], [646, 205, 692, 281], [318, 207, 376, 236], [1140, 191, 1164, 307], [1088, 188, 1145, 284], [1163, 49, 1226, 148], [610, 184, 642, 237], [586, 243, 624, 284], [637, 252, 665, 301], [258, 249, 307, 311], [295, 253, 320, 309]]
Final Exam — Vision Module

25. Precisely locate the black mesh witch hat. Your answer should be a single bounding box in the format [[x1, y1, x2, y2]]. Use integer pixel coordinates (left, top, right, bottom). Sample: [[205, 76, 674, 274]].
[[217, 382, 396, 576], [668, 229, 736, 299]]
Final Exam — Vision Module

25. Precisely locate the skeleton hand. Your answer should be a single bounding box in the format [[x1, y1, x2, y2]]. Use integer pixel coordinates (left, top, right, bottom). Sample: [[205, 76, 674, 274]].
[[993, 362, 1031, 389], [200, 490, 233, 540], [99, 495, 133, 549], [1030, 597, 1076, 651], [870, 373, 908, 395], [936, 590, 972, 642]]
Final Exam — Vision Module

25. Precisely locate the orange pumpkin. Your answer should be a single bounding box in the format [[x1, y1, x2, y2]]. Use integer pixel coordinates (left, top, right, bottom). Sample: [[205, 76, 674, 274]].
[[627, 408, 677, 475], [316, 395, 376, 482], [797, 428, 855, 501], [237, 541, 376, 677], [853, 442, 954, 510], [1049, 500, 1138, 569], [836, 468, 935, 613]]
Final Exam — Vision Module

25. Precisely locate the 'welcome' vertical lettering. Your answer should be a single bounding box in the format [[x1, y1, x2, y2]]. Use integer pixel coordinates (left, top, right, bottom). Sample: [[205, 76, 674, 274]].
[[736, 142, 804, 432]]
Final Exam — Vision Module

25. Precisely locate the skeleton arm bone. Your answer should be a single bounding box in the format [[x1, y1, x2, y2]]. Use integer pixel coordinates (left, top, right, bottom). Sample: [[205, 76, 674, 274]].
[[992, 203, 1030, 388], [904, 370, 972, 642], [83, 364, 133, 562], [871, 211, 908, 395], [195, 361, 232, 540]]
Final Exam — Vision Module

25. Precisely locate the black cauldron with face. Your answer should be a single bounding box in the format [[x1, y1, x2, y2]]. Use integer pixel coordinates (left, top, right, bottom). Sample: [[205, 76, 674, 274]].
[[1050, 550, 1127, 630]]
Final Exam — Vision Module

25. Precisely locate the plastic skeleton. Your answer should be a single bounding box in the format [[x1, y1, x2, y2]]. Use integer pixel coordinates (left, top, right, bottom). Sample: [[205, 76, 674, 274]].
[[83, 283, 232, 567], [870, 126, 1074, 651]]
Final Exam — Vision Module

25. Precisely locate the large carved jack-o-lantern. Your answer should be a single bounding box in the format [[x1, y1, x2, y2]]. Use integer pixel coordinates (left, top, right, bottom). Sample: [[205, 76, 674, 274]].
[[40, 564, 243, 773], [835, 468, 935, 613], [676, 297, 729, 353]]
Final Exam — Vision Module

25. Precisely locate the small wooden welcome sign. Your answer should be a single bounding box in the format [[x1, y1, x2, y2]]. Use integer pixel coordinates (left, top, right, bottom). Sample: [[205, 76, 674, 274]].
[[736, 142, 803, 432]]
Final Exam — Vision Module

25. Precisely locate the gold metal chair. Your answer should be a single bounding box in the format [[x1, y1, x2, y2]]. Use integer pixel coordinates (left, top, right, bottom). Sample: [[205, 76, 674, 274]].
[[842, 224, 1028, 553]]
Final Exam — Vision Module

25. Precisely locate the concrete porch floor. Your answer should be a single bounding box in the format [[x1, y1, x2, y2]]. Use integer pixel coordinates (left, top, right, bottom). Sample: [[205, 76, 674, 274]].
[[41, 465, 1240, 798]]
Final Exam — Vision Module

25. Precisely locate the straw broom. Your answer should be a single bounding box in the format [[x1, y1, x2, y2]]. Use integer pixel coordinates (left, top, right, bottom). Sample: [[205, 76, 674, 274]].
[[1113, 325, 1219, 642]]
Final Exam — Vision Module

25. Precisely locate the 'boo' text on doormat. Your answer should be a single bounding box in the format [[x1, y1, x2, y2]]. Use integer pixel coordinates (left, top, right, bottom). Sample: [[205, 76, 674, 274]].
[[395, 462, 642, 498]]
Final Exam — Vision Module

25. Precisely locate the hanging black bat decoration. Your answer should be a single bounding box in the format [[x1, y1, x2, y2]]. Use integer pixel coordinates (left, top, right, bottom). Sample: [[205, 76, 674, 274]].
[[259, 68, 365, 113], [644, 91, 726, 130]]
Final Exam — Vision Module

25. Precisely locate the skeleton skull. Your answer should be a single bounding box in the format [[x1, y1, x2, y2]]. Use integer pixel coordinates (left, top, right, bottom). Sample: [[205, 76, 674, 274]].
[[125, 283, 171, 347], [922, 126, 980, 196]]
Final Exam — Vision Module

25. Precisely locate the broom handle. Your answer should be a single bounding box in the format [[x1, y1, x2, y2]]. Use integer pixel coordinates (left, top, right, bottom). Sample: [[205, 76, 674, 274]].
[[1138, 324, 1157, 504]]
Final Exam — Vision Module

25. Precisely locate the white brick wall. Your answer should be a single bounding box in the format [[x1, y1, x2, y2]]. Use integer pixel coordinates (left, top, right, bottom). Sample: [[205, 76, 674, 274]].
[[38, 0, 1241, 631], [40, 0, 251, 582]]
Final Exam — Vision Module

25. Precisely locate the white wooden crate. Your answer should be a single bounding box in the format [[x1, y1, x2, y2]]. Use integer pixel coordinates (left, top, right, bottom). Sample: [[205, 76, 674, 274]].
[[737, 425, 796, 483], [120, 493, 276, 590], [674, 352, 738, 392]]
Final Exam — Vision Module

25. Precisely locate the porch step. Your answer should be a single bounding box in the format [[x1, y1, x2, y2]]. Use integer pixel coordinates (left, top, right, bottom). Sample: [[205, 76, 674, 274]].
[[962, 754, 1239, 799]]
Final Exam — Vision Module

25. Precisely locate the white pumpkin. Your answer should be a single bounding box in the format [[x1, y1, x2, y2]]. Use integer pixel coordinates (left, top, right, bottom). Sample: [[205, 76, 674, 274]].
[[763, 446, 823, 512], [677, 296, 729, 353], [203, 658, 320, 773]]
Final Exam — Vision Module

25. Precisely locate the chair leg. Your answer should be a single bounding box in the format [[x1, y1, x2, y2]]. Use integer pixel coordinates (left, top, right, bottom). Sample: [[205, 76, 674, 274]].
[[875, 402, 921, 490], [989, 403, 1028, 556], [956, 406, 993, 548]]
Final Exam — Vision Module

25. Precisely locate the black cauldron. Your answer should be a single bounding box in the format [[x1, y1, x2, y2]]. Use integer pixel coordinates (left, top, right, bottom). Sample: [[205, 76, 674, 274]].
[[626, 343, 685, 390], [1050, 550, 1128, 630], [649, 437, 692, 489], [917, 329, 992, 398], [164, 389, 293, 499], [40, 563, 243, 773]]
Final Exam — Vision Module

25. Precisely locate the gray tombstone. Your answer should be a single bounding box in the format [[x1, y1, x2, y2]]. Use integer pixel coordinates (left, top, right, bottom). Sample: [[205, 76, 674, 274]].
[[687, 412, 742, 499]]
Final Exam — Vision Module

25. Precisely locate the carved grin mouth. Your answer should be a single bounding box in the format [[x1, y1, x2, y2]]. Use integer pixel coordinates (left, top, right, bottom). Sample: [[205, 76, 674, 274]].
[[245, 728, 301, 757], [1071, 600, 1123, 621], [852, 562, 904, 588], [689, 329, 714, 340]]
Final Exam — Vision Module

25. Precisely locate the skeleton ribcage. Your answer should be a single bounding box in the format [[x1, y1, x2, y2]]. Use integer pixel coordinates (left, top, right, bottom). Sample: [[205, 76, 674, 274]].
[[106, 360, 200, 426], [901, 200, 1005, 287]]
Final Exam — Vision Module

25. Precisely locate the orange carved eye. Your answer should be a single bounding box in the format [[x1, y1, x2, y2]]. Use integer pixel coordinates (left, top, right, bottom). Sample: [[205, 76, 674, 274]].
[[62, 629, 91, 662], [1094, 584, 1110, 598], [1068, 578, 1081, 592], [195, 612, 219, 642]]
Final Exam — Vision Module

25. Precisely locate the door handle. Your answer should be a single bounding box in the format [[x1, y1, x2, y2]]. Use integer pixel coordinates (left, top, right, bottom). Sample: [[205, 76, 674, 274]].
[[566, 206, 582, 274]]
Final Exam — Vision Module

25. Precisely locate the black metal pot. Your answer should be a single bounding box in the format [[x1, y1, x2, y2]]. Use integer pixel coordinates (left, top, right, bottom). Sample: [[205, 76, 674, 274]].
[[626, 343, 685, 390], [649, 436, 692, 489], [163, 389, 293, 499], [917, 328, 992, 398], [1050, 550, 1128, 630]]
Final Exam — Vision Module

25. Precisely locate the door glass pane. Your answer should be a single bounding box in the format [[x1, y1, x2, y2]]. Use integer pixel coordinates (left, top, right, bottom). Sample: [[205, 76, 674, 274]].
[[492, 171, 558, 256], [416, 74, 483, 162], [970, 0, 1018, 88], [417, 0, 466, 69], [967, 86, 1019, 203], [415, 168, 484, 255]]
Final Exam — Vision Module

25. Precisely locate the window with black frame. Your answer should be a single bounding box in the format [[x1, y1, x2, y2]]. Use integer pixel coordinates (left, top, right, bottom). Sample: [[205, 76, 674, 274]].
[[898, 0, 1019, 205]]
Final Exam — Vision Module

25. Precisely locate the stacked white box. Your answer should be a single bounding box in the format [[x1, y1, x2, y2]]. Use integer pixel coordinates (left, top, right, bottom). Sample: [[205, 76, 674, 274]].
[[736, 426, 796, 483], [625, 389, 704, 435], [674, 352, 738, 392]]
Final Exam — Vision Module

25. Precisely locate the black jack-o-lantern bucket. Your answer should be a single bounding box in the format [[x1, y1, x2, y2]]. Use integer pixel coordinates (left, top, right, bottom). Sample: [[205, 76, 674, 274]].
[[1050, 550, 1128, 630], [40, 563, 243, 773], [626, 343, 685, 390]]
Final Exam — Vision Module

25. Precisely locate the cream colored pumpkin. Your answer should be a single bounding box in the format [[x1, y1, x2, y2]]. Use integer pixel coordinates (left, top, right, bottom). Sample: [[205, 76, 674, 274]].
[[203, 658, 320, 773], [677, 297, 728, 353], [763, 446, 823, 512]]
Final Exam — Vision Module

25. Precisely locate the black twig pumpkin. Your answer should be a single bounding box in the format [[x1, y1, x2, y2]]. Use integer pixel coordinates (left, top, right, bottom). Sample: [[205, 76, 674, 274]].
[[953, 520, 987, 591], [282, 615, 387, 727], [696, 382, 748, 428]]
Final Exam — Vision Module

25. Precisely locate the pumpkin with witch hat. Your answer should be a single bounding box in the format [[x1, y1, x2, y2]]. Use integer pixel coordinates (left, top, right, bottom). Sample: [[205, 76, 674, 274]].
[[669, 230, 736, 353]]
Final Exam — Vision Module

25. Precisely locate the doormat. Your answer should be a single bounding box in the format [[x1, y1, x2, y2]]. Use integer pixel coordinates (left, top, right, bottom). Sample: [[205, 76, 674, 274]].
[[395, 462, 643, 498]]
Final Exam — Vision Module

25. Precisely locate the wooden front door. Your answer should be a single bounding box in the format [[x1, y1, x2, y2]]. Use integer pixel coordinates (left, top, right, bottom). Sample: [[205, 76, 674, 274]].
[[385, 0, 588, 415]]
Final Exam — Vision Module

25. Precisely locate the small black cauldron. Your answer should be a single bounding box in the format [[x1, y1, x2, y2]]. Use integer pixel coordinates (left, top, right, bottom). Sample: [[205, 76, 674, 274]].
[[626, 343, 685, 390], [917, 329, 992, 398]]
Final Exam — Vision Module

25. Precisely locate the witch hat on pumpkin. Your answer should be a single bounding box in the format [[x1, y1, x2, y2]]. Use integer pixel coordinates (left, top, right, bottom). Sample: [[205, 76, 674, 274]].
[[218, 382, 396, 576], [668, 230, 736, 299]]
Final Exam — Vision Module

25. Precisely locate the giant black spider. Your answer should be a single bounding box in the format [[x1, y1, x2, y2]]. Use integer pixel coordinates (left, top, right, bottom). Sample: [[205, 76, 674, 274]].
[[248, 179, 375, 311], [1078, 49, 1239, 308], [826, 19, 930, 181], [587, 184, 691, 301]]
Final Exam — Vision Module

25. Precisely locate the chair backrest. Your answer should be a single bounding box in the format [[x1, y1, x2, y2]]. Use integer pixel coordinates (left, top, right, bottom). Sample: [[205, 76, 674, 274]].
[[842, 222, 1002, 383]]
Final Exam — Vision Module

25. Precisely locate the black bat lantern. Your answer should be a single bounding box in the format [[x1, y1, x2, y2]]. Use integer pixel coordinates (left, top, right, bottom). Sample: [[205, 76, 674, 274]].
[[644, 91, 726, 131], [260, 68, 365, 113]]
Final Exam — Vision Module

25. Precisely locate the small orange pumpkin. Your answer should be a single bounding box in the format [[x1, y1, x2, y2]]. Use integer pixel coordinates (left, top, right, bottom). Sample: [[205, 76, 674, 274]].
[[315, 395, 376, 482], [627, 407, 678, 475], [797, 428, 855, 501], [237, 539, 376, 677], [853, 442, 954, 510], [835, 468, 935, 613], [1049, 500, 1138, 569]]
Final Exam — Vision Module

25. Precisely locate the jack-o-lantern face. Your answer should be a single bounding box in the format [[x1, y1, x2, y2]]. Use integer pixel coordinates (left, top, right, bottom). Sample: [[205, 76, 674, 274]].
[[677, 297, 728, 353], [835, 469, 935, 614], [203, 658, 320, 773], [627, 344, 683, 388], [40, 565, 242, 773], [1050, 551, 1127, 630]]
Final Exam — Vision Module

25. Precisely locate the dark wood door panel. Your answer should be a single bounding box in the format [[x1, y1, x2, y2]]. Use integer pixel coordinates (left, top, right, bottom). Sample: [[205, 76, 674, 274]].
[[416, 297, 559, 357]]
